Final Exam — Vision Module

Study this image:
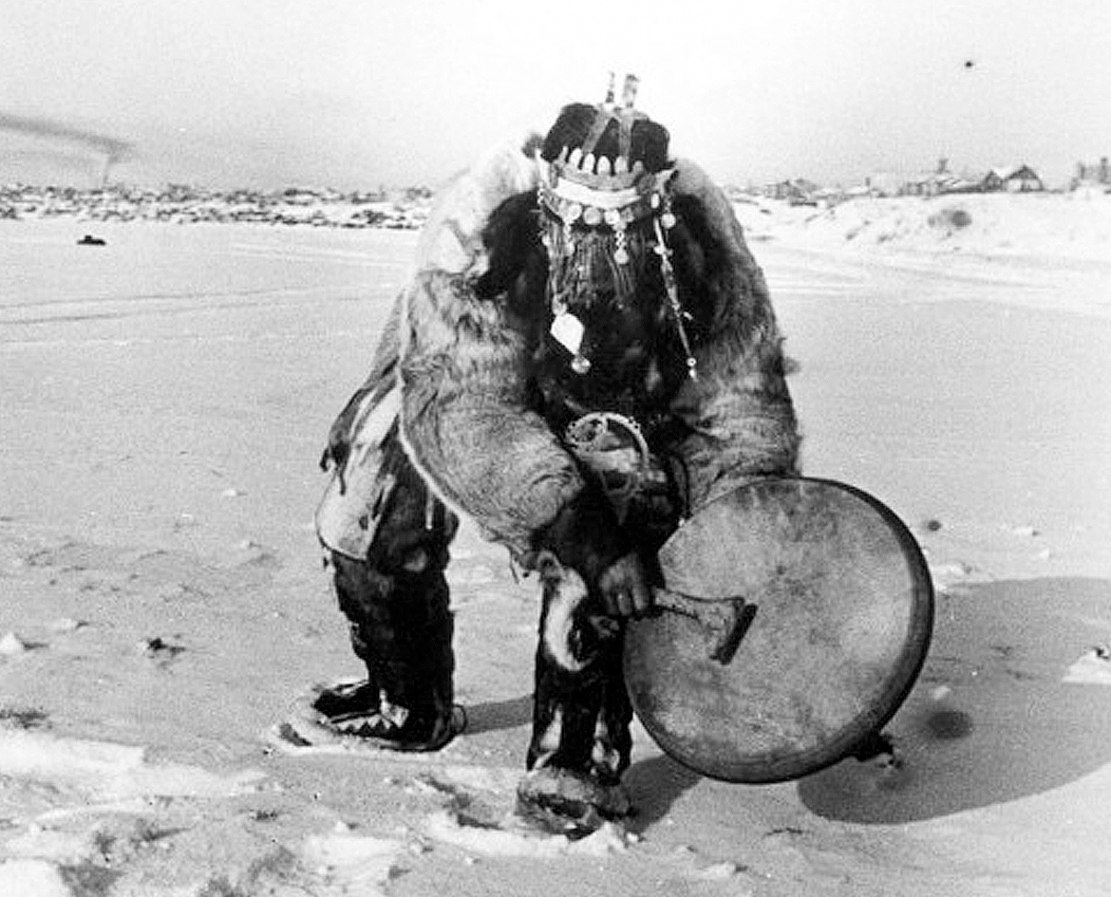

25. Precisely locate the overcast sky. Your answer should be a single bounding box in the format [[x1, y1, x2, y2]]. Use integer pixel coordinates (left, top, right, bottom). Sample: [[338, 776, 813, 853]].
[[2, 0, 1108, 189]]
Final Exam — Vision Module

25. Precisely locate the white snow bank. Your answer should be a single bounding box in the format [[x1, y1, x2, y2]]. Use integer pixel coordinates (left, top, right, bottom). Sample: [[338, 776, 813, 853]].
[[0, 728, 264, 800], [1063, 649, 1111, 685], [4, 826, 95, 865], [0, 859, 73, 897], [423, 809, 630, 859], [735, 192, 1111, 264]]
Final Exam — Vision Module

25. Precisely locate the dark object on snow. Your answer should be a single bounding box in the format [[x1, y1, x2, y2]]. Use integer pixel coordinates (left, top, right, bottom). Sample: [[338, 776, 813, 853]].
[[623, 477, 934, 783], [77, 234, 106, 246], [927, 207, 972, 230], [0, 706, 50, 730], [139, 636, 186, 662]]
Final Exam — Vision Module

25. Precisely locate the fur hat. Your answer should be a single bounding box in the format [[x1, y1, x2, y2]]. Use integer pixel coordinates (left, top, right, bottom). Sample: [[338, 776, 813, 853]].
[[537, 77, 676, 300], [540, 80, 670, 177], [537, 75, 672, 230]]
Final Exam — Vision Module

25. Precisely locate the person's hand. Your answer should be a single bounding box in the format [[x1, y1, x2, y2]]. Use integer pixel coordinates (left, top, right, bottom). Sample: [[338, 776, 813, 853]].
[[534, 490, 658, 618], [597, 552, 654, 618]]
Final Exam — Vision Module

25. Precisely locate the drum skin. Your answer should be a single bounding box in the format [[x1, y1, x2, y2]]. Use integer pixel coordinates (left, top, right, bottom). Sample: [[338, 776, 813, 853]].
[[624, 477, 934, 783]]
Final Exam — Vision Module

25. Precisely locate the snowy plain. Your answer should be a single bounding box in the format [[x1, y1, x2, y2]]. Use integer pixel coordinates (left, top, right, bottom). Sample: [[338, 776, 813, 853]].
[[1, 192, 1110, 895]]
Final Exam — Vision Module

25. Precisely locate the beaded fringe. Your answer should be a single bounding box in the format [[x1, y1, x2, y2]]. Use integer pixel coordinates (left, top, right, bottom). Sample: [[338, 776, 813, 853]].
[[542, 215, 651, 313]]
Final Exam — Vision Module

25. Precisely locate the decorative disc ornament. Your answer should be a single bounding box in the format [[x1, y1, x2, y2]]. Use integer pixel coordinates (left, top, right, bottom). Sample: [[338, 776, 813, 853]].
[[624, 477, 934, 783]]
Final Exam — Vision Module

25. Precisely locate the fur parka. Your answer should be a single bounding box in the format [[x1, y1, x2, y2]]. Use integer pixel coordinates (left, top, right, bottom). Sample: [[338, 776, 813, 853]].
[[317, 139, 800, 562]]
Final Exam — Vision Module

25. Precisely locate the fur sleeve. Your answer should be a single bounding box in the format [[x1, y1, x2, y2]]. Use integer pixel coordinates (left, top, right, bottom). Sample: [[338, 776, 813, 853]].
[[667, 159, 802, 511], [396, 143, 586, 557]]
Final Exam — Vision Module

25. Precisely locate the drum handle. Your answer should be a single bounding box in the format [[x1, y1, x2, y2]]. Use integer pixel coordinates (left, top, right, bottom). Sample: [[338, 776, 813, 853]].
[[652, 589, 757, 665]]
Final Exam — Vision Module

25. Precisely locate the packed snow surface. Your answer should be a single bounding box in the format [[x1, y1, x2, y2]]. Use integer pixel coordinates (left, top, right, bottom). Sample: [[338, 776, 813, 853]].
[[1, 193, 1109, 895]]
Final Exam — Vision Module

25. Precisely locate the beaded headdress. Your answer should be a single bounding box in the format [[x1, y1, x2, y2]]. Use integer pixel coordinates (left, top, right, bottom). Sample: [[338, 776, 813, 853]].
[[537, 75, 696, 379]]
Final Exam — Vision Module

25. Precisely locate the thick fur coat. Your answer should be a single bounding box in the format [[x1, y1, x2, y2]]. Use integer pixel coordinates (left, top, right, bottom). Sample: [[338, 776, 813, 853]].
[[317, 140, 800, 562]]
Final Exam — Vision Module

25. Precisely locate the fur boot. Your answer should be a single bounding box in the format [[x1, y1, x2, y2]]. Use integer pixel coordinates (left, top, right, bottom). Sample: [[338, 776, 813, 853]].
[[520, 553, 634, 820]]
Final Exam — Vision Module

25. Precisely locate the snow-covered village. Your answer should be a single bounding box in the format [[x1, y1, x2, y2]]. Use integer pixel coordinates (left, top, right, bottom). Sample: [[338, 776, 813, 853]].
[[2, 153, 1109, 230], [0, 182, 434, 229]]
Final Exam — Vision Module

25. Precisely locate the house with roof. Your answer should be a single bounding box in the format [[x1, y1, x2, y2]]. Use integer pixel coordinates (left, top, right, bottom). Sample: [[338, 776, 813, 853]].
[[979, 165, 1044, 193]]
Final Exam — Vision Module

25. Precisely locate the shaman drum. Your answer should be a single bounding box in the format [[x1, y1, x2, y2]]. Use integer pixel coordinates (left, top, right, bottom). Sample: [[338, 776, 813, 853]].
[[624, 477, 934, 783]]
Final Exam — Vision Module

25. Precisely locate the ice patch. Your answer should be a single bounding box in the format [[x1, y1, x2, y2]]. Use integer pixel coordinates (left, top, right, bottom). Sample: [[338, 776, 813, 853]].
[[0, 729, 264, 800]]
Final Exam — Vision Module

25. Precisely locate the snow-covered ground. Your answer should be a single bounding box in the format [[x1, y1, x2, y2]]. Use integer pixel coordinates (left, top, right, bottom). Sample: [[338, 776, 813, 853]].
[[1, 196, 1109, 896], [736, 190, 1111, 264]]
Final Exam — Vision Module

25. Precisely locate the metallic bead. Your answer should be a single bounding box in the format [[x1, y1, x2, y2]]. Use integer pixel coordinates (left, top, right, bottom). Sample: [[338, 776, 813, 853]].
[[614, 225, 629, 264]]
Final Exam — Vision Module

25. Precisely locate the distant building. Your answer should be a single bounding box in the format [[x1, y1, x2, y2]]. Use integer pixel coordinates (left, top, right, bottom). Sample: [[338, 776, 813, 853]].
[[765, 178, 820, 204], [903, 171, 964, 197], [1072, 157, 1110, 189], [979, 165, 1044, 193], [865, 172, 903, 197], [902, 158, 965, 197]]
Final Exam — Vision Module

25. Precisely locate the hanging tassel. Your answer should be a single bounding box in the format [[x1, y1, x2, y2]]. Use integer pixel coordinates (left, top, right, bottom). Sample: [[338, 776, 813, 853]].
[[652, 215, 699, 381], [544, 214, 646, 314]]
